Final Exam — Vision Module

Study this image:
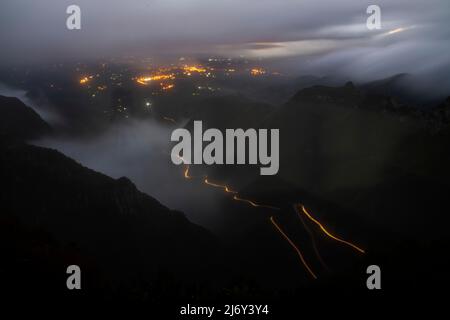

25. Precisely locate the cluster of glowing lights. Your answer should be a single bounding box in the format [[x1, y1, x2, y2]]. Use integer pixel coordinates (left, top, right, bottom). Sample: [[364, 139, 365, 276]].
[[136, 73, 175, 85], [161, 83, 175, 91], [250, 68, 266, 76], [79, 75, 93, 84], [183, 65, 207, 75]]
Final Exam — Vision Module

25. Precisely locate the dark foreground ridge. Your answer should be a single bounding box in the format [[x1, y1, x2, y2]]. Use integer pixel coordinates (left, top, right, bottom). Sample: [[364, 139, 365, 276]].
[[0, 138, 225, 302]]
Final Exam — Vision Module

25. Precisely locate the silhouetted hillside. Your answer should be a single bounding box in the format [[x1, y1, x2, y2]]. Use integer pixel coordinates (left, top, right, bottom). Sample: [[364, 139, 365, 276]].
[[0, 95, 51, 140], [261, 82, 450, 236], [0, 139, 221, 276]]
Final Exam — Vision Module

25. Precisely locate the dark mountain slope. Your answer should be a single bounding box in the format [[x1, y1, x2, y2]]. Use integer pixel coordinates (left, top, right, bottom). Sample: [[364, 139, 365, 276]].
[[0, 95, 51, 140], [0, 140, 222, 294], [360, 73, 413, 103], [257, 82, 450, 237], [360, 73, 447, 107]]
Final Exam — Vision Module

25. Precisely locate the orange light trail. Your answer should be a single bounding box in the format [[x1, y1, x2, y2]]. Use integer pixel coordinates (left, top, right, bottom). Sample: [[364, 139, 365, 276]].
[[233, 195, 280, 210], [176, 159, 279, 209], [298, 204, 365, 254], [204, 178, 237, 194], [296, 207, 329, 271], [184, 165, 192, 179], [270, 216, 317, 279]]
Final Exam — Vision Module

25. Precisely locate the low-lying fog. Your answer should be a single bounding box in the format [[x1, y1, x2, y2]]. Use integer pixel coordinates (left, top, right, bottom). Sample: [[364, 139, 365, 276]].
[[0, 83, 240, 232], [35, 119, 224, 229], [0, 83, 64, 126]]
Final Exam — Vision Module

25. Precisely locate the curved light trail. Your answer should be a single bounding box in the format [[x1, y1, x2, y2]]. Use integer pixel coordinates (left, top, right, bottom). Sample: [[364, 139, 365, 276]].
[[204, 177, 237, 194], [298, 204, 365, 254], [270, 216, 317, 279], [295, 206, 329, 271], [184, 165, 192, 179], [233, 195, 280, 210], [177, 155, 279, 209]]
